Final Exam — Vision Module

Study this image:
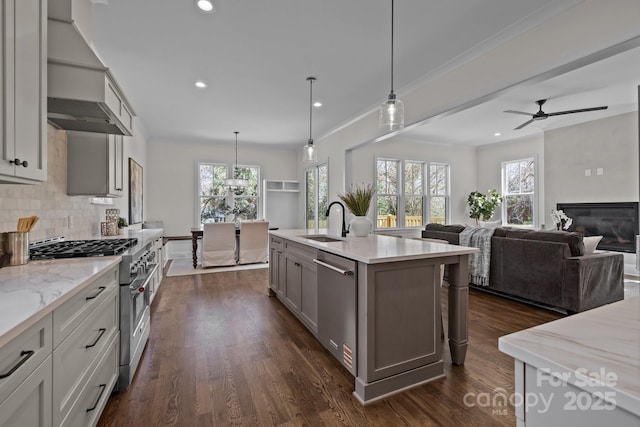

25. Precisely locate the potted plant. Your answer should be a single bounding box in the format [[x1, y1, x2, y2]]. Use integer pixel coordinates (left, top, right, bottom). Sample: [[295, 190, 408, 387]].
[[467, 189, 502, 225], [117, 217, 128, 234], [338, 183, 375, 236]]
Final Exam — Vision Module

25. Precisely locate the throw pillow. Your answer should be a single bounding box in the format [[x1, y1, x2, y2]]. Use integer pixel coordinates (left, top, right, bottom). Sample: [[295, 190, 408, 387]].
[[583, 235, 603, 254], [478, 219, 501, 229]]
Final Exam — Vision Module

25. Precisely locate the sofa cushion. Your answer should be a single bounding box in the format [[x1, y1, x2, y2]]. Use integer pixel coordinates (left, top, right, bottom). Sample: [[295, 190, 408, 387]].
[[492, 228, 585, 256], [424, 223, 466, 233]]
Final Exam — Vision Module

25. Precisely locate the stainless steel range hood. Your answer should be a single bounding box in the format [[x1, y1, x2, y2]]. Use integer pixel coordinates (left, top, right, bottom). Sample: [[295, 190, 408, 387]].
[[47, 3, 135, 136]]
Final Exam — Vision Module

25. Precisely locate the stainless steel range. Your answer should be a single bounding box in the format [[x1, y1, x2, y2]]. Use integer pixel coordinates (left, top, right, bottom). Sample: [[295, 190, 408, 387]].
[[30, 236, 158, 391]]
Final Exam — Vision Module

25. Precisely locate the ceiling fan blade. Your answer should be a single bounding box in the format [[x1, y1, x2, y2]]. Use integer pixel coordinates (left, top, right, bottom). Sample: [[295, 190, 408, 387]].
[[546, 106, 608, 117], [504, 110, 533, 116], [514, 119, 535, 130]]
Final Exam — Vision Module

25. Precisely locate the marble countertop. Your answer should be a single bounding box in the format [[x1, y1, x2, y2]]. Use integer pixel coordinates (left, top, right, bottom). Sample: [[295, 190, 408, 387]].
[[0, 257, 121, 348], [499, 297, 640, 416], [269, 229, 478, 264]]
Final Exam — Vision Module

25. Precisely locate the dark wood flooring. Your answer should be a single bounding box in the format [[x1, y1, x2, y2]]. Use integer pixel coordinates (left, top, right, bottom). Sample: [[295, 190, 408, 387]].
[[98, 265, 560, 427]]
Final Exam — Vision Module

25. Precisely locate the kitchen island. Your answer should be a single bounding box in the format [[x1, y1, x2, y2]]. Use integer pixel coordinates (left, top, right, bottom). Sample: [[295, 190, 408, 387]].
[[268, 229, 478, 404]]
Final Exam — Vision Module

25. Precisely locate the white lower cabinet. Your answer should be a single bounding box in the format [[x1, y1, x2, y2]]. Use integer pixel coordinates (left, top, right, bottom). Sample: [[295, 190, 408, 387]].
[[0, 314, 53, 427], [0, 264, 120, 427], [0, 355, 52, 427], [53, 283, 119, 426], [58, 333, 119, 427]]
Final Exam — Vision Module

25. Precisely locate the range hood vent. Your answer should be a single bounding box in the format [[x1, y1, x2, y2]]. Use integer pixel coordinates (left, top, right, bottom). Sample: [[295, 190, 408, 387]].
[[48, 9, 135, 136]]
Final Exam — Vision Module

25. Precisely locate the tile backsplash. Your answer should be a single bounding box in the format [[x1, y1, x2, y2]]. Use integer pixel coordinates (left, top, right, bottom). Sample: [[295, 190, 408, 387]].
[[0, 125, 100, 241]]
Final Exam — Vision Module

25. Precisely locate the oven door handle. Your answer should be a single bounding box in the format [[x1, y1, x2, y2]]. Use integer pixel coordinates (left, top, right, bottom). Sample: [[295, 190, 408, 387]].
[[130, 264, 158, 295]]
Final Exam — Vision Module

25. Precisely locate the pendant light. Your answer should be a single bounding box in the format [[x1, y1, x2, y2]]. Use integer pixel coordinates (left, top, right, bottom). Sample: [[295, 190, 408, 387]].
[[379, 0, 404, 131], [224, 131, 248, 189], [303, 77, 318, 163]]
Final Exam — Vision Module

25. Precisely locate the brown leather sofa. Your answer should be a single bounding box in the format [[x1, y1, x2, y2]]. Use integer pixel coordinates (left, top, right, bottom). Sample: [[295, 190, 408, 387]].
[[423, 224, 625, 313]]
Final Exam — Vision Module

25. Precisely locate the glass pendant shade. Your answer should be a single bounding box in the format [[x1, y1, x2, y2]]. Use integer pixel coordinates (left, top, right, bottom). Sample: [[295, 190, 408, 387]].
[[302, 77, 318, 163], [379, 93, 404, 131], [380, 0, 404, 131], [224, 177, 248, 189], [303, 140, 317, 163]]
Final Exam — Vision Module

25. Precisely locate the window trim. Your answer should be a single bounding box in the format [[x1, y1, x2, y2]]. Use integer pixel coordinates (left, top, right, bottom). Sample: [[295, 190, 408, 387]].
[[501, 156, 538, 229], [427, 162, 450, 225], [304, 161, 329, 230], [196, 160, 261, 225]]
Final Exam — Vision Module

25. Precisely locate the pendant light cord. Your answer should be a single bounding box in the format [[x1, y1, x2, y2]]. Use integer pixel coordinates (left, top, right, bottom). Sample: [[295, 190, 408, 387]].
[[390, 0, 394, 95], [234, 131, 239, 174], [307, 77, 315, 144]]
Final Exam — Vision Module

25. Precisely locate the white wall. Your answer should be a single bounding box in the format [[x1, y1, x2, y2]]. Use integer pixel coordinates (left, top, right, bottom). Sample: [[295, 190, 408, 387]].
[[545, 112, 638, 218], [146, 138, 298, 236], [476, 134, 545, 226]]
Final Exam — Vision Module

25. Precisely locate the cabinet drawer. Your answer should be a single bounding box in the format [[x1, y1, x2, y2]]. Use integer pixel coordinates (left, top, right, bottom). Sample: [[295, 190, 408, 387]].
[[53, 286, 118, 426], [53, 265, 118, 348], [284, 240, 317, 262], [59, 332, 118, 427], [270, 236, 284, 251], [0, 355, 52, 427], [0, 314, 52, 405]]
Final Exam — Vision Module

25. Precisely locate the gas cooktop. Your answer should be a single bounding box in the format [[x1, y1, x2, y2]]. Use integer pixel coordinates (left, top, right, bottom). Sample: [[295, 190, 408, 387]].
[[29, 238, 138, 259]]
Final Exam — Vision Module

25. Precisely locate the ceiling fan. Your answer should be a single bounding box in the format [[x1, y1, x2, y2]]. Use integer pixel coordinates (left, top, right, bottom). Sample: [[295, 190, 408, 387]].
[[504, 99, 608, 130]]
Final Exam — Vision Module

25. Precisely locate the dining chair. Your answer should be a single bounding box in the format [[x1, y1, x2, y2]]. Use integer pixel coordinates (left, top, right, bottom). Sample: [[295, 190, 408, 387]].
[[201, 222, 237, 267], [238, 221, 269, 265]]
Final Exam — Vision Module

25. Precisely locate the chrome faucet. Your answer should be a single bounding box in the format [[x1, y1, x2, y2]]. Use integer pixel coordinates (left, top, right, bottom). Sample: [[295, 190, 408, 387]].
[[326, 201, 349, 237]]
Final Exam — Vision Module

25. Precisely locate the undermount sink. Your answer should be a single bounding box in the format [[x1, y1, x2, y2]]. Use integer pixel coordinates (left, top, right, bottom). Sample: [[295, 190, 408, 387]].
[[299, 234, 344, 243]]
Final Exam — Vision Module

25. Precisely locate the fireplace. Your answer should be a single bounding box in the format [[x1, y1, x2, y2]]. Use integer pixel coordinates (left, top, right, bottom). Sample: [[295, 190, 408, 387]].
[[556, 202, 639, 253]]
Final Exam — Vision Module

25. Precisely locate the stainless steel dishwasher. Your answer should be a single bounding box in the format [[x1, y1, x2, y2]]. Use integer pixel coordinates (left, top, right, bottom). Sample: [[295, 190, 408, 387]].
[[314, 250, 357, 376]]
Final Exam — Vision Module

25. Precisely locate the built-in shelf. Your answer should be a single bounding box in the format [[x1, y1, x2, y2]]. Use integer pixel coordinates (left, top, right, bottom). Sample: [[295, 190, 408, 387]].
[[264, 180, 300, 192], [262, 180, 299, 229]]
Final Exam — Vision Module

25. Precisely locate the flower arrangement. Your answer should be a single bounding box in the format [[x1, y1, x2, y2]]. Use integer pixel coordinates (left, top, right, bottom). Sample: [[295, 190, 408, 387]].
[[467, 189, 502, 223], [551, 209, 572, 230], [338, 184, 375, 216]]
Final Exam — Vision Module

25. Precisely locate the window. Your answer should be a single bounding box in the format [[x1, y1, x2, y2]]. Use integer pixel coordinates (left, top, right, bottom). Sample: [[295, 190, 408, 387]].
[[197, 162, 260, 224], [376, 159, 399, 229], [404, 161, 424, 227], [428, 163, 449, 225], [199, 163, 227, 224], [375, 159, 449, 229], [305, 162, 328, 229], [502, 158, 535, 226]]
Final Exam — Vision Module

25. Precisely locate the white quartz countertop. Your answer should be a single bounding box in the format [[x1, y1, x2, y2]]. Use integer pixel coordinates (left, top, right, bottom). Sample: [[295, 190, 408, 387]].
[[0, 257, 121, 348], [269, 229, 478, 264], [499, 297, 640, 416]]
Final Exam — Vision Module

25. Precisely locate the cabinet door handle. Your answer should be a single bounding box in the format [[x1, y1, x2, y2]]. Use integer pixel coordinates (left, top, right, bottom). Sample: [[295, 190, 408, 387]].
[[85, 286, 106, 301], [86, 384, 107, 412], [0, 350, 34, 379], [9, 158, 28, 167], [85, 328, 107, 349]]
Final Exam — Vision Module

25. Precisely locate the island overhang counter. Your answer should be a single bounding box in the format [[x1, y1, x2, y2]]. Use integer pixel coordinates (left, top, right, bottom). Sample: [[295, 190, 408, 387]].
[[268, 229, 479, 404]]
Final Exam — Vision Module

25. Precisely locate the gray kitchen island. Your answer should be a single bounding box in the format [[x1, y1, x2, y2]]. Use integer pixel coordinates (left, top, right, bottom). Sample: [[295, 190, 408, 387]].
[[268, 229, 478, 404]]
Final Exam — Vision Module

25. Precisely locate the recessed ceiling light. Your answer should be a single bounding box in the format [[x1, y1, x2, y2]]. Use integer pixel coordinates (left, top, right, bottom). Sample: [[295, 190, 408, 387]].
[[196, 0, 215, 13], [313, 101, 322, 108], [494, 132, 502, 137], [195, 81, 207, 89]]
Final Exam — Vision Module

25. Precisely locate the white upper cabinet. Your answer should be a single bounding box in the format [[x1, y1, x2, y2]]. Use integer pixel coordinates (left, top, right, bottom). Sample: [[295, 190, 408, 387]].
[[0, 0, 47, 184]]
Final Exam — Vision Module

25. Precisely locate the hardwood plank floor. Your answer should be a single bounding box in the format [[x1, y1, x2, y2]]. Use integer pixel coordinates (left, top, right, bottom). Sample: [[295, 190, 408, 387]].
[[98, 266, 560, 426]]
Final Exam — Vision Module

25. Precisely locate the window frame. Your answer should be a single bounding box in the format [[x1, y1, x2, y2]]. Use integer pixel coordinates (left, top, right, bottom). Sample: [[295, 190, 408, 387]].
[[196, 161, 261, 225], [501, 156, 537, 228], [427, 162, 450, 225], [374, 157, 450, 230], [304, 161, 329, 230]]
